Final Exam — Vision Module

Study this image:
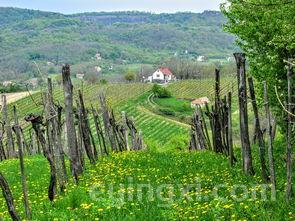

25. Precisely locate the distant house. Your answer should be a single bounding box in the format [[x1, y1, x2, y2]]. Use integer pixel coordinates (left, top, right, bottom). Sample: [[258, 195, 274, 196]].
[[191, 97, 210, 108], [94, 53, 102, 60], [25, 78, 38, 88], [197, 56, 208, 62], [94, 66, 102, 73], [227, 56, 234, 62], [2, 81, 13, 87], [76, 73, 85, 80], [147, 67, 176, 84]]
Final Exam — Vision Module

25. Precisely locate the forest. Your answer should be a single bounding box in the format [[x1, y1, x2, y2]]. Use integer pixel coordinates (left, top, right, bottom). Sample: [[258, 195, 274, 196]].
[[0, 8, 236, 81]]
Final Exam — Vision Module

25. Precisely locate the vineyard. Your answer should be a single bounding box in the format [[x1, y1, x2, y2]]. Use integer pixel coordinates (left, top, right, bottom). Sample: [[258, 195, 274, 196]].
[[8, 77, 236, 145], [0, 66, 294, 221], [168, 77, 236, 101]]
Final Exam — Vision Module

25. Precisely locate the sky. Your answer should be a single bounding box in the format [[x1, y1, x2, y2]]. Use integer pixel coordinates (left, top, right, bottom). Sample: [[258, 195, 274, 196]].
[[0, 0, 224, 14]]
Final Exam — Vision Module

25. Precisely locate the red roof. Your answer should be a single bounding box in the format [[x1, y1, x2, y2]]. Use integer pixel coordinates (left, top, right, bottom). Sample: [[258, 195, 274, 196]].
[[159, 67, 173, 76]]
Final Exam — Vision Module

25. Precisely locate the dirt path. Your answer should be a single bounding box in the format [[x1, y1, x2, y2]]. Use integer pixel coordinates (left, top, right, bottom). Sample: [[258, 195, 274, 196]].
[[0, 92, 33, 105]]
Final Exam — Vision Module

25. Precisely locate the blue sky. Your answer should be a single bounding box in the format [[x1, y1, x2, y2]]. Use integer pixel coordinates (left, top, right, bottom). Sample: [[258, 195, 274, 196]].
[[0, 0, 225, 14]]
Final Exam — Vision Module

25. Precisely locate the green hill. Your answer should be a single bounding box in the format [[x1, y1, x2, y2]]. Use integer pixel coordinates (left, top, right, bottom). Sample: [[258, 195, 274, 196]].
[[0, 7, 236, 80]]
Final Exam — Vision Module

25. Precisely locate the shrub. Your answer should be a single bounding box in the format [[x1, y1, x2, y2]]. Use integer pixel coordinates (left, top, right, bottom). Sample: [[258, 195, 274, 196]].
[[165, 135, 189, 152], [159, 108, 175, 116], [152, 84, 172, 98], [100, 79, 108, 84]]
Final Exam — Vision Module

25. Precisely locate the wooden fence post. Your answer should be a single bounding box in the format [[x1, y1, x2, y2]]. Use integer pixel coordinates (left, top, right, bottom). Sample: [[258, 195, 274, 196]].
[[121, 111, 130, 151], [78, 90, 95, 164], [0, 172, 20, 221], [25, 114, 57, 201], [0, 122, 6, 161], [248, 77, 268, 182], [47, 78, 67, 192], [213, 69, 224, 153], [286, 58, 293, 201], [263, 81, 277, 195], [62, 64, 83, 181], [234, 53, 254, 175], [13, 106, 31, 219], [227, 91, 234, 166], [2, 95, 15, 158]]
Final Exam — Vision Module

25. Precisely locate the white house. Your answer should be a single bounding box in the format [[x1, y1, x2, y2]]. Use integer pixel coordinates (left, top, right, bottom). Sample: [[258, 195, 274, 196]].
[[76, 73, 85, 80], [94, 53, 102, 60], [147, 67, 176, 84], [197, 56, 208, 62], [2, 81, 13, 87]]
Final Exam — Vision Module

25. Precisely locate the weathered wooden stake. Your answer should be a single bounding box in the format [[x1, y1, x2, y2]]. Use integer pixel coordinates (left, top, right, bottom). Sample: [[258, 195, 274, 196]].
[[78, 90, 96, 164], [121, 111, 130, 151], [62, 65, 83, 181], [286, 59, 293, 201], [13, 106, 31, 219], [0, 122, 6, 161], [263, 81, 277, 195], [0, 172, 20, 221], [227, 91, 234, 166], [248, 77, 268, 182], [47, 78, 67, 192], [2, 95, 15, 158], [214, 69, 224, 153], [25, 114, 57, 201], [234, 53, 254, 175]]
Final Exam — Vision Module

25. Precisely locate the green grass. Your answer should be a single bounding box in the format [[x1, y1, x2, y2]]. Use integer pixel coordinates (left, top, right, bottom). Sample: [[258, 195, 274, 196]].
[[154, 97, 192, 115], [0, 146, 294, 220]]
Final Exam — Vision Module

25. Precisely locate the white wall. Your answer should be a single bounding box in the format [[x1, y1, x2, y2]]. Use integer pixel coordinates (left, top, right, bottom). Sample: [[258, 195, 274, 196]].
[[152, 70, 165, 80]]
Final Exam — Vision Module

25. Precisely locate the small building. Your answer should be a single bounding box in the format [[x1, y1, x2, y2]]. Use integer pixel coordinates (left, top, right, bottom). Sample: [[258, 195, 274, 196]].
[[227, 56, 234, 62], [76, 73, 85, 80], [2, 81, 13, 87], [94, 66, 102, 73], [147, 67, 176, 84], [197, 56, 208, 62], [25, 78, 38, 88], [191, 97, 210, 108], [94, 53, 102, 60]]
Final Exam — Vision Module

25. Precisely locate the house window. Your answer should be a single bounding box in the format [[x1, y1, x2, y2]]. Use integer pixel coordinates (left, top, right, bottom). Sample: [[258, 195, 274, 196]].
[[157, 74, 160, 78]]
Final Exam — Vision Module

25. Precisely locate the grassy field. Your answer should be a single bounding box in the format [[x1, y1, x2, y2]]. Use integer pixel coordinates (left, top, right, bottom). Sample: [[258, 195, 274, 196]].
[[0, 146, 294, 220]]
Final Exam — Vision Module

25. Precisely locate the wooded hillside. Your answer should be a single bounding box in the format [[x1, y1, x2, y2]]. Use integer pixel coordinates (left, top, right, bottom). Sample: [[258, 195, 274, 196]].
[[0, 8, 236, 80]]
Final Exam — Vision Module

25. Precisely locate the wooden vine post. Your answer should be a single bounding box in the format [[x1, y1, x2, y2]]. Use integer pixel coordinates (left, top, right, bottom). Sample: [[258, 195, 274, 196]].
[[234, 53, 254, 175], [227, 91, 234, 166], [91, 106, 107, 155], [248, 77, 268, 182], [121, 111, 130, 151], [286, 58, 293, 201], [0, 122, 6, 161], [78, 90, 96, 164], [25, 114, 57, 201], [0, 172, 20, 221], [263, 81, 277, 195], [47, 78, 67, 192], [13, 106, 31, 219], [62, 64, 83, 181], [2, 95, 15, 158], [213, 69, 224, 153]]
